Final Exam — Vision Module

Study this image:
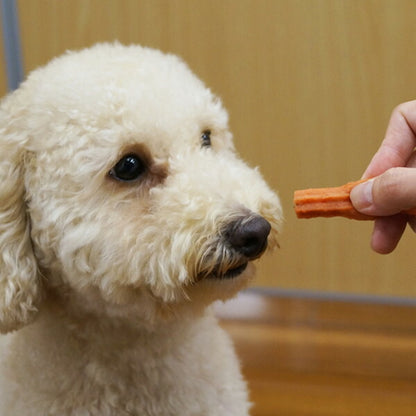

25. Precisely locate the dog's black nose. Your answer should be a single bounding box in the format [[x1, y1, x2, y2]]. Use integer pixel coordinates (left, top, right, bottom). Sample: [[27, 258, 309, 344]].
[[225, 215, 271, 259]]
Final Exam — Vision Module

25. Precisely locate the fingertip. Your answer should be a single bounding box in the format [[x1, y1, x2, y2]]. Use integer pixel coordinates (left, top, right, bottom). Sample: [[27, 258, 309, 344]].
[[371, 238, 395, 255], [370, 216, 407, 254], [350, 179, 374, 213]]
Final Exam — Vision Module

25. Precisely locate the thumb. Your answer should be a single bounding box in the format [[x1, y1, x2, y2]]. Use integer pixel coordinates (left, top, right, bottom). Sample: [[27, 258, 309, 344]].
[[350, 167, 416, 216]]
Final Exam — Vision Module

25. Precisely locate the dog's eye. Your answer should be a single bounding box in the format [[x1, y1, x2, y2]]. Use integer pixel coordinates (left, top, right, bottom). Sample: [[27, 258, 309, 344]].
[[201, 130, 211, 147], [109, 154, 146, 182]]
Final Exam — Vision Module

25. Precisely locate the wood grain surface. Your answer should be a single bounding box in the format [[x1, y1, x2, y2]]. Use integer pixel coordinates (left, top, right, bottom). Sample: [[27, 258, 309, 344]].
[[0, 30, 6, 96], [216, 291, 416, 416]]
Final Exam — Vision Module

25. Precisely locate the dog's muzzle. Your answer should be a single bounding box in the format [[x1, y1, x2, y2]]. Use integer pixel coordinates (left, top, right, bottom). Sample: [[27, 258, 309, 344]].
[[200, 214, 271, 280]]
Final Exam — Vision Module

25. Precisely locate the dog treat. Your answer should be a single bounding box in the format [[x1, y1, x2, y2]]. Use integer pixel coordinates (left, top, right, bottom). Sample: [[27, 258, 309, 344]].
[[294, 179, 416, 220]]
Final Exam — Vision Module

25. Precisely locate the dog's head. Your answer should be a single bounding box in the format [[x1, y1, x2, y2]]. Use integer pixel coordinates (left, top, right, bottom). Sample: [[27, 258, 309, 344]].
[[0, 44, 282, 331]]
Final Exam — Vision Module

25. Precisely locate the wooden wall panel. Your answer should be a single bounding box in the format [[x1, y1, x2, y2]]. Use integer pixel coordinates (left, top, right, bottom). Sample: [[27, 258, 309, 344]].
[[0, 30, 6, 96], [14, 0, 416, 298]]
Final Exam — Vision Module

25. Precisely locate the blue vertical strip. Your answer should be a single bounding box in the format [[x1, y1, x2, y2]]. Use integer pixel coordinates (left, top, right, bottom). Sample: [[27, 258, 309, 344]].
[[0, 0, 24, 91]]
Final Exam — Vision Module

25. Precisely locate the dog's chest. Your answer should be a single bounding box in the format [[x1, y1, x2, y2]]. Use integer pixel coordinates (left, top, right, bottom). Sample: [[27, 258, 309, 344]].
[[0, 314, 250, 416]]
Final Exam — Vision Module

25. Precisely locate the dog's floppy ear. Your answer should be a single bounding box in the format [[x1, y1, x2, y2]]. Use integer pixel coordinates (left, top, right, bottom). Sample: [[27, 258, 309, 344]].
[[0, 93, 42, 333]]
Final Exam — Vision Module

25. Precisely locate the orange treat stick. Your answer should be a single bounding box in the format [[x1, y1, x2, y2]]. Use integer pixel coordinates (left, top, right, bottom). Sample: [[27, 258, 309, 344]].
[[294, 179, 416, 220]]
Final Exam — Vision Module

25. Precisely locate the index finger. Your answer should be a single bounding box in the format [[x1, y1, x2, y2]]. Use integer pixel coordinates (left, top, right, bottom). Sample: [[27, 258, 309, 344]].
[[363, 100, 416, 178]]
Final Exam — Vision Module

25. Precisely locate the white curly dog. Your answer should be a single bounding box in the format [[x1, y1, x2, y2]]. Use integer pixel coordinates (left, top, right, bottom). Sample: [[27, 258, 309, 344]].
[[0, 44, 282, 415]]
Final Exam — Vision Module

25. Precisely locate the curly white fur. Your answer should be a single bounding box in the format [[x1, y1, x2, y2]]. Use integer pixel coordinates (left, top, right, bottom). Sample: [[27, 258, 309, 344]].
[[0, 43, 282, 415]]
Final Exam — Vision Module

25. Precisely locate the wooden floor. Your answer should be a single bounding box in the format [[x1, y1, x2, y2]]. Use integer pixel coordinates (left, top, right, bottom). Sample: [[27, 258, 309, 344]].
[[215, 291, 416, 416]]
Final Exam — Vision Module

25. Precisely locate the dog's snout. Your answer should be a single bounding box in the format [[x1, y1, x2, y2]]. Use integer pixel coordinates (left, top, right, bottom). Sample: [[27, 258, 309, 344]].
[[225, 215, 271, 259]]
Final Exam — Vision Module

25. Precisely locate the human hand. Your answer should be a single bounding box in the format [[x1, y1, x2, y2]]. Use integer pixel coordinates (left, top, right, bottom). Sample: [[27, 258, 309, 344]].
[[350, 100, 416, 254]]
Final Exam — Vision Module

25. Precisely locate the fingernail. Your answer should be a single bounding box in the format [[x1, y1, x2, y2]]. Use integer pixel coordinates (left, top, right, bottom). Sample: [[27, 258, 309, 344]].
[[350, 179, 374, 212]]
